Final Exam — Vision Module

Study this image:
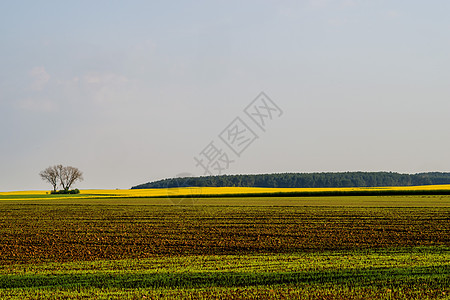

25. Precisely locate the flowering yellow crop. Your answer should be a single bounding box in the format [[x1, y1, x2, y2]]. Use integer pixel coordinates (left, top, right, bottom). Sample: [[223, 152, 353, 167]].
[[0, 190, 49, 195], [2, 185, 450, 200]]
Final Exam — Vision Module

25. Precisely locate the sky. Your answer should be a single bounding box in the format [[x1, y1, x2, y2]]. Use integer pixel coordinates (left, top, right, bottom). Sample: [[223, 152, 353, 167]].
[[1, 0, 450, 191]]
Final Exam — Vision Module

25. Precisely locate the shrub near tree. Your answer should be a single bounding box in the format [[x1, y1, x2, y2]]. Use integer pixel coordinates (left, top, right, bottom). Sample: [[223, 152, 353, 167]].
[[39, 165, 83, 194]]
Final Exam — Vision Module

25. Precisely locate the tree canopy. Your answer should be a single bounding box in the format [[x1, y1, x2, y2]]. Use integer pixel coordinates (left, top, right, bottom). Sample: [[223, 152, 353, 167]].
[[132, 172, 450, 189], [40, 165, 83, 192]]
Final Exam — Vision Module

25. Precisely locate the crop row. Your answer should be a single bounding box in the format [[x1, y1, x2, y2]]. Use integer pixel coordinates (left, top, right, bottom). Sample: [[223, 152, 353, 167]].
[[0, 205, 449, 264]]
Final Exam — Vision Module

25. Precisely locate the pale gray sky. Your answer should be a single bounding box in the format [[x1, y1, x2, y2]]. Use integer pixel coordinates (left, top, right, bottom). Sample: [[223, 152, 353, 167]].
[[1, 1, 450, 191]]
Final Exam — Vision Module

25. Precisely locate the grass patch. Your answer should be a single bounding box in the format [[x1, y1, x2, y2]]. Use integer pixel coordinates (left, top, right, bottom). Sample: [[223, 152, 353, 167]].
[[0, 249, 448, 299]]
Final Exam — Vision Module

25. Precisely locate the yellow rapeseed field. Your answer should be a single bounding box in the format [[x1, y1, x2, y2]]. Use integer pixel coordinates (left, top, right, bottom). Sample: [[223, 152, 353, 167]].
[[1, 185, 450, 200], [0, 190, 49, 195]]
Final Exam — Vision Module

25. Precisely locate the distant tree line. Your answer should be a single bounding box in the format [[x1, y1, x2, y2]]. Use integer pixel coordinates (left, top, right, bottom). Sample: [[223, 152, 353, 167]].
[[131, 172, 450, 189]]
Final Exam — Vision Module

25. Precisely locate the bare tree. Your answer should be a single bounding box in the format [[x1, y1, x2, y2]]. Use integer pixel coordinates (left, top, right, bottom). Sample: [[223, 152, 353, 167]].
[[55, 164, 65, 190], [57, 165, 83, 191], [39, 166, 59, 192], [40, 165, 83, 191]]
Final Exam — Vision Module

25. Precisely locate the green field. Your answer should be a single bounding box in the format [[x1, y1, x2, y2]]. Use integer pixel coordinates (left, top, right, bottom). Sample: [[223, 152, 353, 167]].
[[0, 195, 449, 299]]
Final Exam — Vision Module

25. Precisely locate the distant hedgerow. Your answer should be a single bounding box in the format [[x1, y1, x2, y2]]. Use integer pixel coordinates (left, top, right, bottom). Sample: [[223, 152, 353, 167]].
[[50, 189, 80, 195]]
